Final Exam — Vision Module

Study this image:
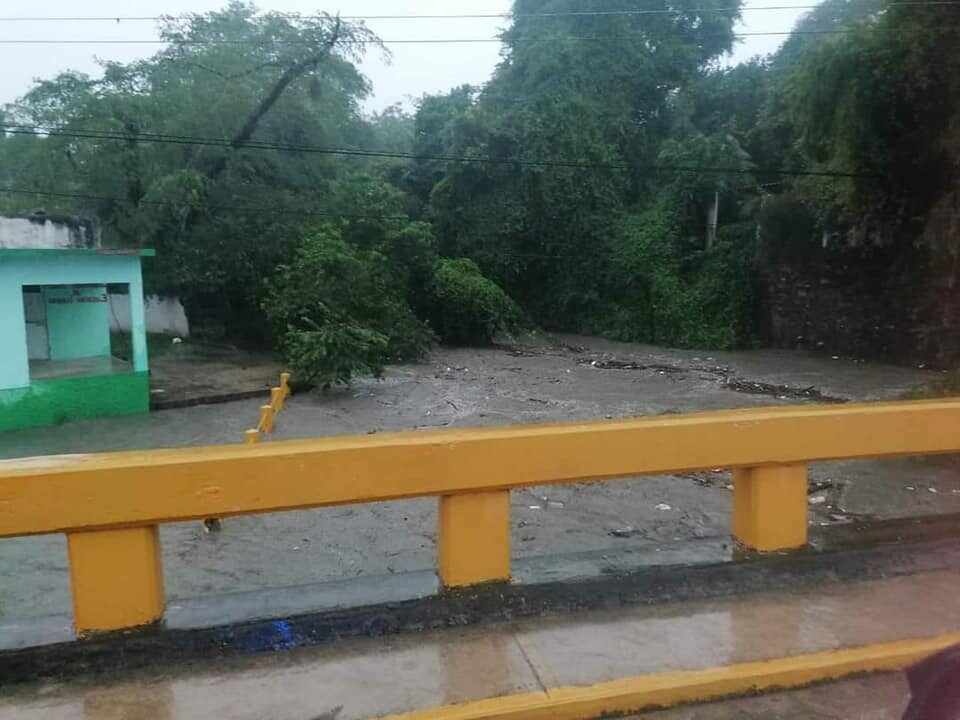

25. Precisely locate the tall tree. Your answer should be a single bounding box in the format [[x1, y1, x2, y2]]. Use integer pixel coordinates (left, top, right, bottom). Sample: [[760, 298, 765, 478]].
[[420, 0, 744, 338], [2, 2, 380, 340]]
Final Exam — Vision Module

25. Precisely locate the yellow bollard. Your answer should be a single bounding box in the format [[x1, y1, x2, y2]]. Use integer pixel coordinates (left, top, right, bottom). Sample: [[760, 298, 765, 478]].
[[280, 372, 291, 398], [271, 387, 284, 414], [244, 429, 261, 445], [732, 464, 809, 552], [259, 405, 275, 434], [438, 490, 511, 588], [67, 526, 165, 633]]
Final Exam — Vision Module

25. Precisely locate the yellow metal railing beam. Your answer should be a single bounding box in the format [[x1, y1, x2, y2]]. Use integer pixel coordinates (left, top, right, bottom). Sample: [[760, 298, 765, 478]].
[[2, 399, 956, 537]]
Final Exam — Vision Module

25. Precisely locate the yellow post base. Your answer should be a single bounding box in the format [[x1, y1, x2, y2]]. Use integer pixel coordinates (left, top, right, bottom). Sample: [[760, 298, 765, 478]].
[[67, 525, 165, 634], [438, 491, 511, 588], [733, 464, 808, 551]]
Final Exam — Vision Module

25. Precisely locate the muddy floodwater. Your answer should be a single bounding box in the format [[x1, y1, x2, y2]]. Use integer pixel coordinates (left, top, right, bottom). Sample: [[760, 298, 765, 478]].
[[1, 334, 958, 622]]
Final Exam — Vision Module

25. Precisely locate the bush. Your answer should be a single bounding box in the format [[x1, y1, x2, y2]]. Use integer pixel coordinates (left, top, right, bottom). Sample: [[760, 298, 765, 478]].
[[282, 319, 389, 389], [263, 226, 433, 387], [428, 258, 521, 345], [599, 210, 754, 349]]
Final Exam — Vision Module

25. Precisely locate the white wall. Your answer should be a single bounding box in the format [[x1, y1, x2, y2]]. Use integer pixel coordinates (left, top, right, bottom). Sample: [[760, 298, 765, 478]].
[[109, 294, 190, 338], [0, 216, 99, 249]]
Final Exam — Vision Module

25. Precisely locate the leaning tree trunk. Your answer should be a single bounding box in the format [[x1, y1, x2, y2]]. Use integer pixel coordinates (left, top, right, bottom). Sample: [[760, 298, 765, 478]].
[[204, 17, 343, 185]]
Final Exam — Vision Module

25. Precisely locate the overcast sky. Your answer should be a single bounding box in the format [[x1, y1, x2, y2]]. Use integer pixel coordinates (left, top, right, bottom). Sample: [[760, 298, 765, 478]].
[[0, 0, 812, 113]]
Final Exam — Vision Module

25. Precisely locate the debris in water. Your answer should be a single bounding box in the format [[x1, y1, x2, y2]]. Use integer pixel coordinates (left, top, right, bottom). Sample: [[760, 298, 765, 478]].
[[529, 505, 542, 510], [585, 359, 684, 373], [609, 526, 640, 538], [656, 503, 672, 511], [809, 495, 827, 505], [929, 487, 939, 494], [725, 379, 845, 403], [725, 484, 733, 490], [906, 486, 916, 491], [202, 518, 221, 533], [688, 473, 716, 488], [547, 500, 565, 509]]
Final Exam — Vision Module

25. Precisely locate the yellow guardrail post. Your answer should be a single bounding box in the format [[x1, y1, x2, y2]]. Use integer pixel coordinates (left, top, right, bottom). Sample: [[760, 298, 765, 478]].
[[271, 387, 284, 414], [732, 464, 809, 551], [245, 429, 261, 445], [280, 372, 291, 398], [66, 526, 165, 633], [259, 405, 275, 434], [438, 491, 512, 588]]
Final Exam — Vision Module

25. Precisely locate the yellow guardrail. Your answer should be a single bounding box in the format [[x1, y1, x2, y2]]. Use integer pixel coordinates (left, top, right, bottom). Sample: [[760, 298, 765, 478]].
[[245, 372, 291, 444], [1, 399, 958, 634], [203, 372, 291, 531]]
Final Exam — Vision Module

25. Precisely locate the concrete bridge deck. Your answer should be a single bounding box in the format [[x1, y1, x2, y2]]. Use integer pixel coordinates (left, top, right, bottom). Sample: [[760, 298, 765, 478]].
[[1, 568, 956, 720]]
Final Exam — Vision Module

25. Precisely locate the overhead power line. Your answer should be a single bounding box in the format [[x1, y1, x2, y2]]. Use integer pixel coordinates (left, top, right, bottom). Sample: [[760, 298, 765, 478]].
[[0, 124, 872, 178], [0, 186, 413, 220], [1, 2, 958, 21], [0, 28, 940, 45]]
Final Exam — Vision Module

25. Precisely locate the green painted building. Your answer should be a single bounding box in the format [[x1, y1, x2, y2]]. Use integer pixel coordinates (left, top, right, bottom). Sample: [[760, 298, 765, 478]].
[[0, 215, 154, 432]]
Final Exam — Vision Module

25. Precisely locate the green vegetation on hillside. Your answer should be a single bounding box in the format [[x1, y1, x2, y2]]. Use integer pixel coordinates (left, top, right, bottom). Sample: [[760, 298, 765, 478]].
[[2, 0, 957, 383]]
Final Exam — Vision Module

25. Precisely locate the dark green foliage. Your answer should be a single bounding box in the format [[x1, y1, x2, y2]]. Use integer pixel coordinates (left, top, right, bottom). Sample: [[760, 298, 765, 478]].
[[281, 320, 390, 389], [785, 3, 960, 230], [598, 207, 753, 349], [262, 227, 433, 386], [410, 0, 750, 348], [428, 259, 522, 345]]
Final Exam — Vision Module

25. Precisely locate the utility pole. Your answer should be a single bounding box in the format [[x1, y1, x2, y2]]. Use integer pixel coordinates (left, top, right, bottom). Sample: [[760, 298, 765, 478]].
[[706, 191, 719, 250]]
